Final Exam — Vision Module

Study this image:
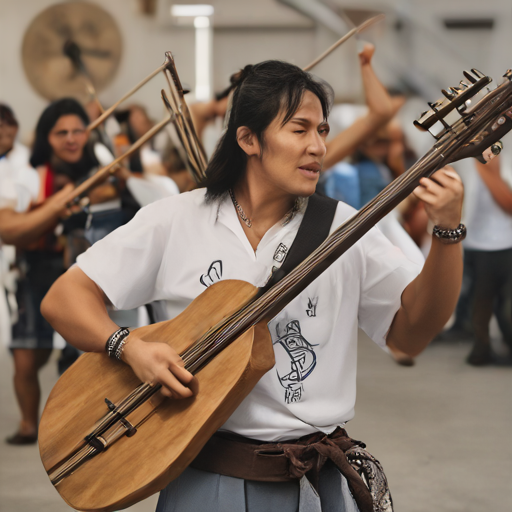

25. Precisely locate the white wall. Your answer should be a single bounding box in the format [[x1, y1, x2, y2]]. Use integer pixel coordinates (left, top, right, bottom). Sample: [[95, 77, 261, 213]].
[[2, 0, 511, 145], [0, 0, 380, 144], [0, 0, 197, 142]]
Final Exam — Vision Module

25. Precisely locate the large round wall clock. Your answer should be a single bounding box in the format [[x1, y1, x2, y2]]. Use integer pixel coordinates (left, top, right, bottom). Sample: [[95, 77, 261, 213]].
[[22, 1, 123, 103]]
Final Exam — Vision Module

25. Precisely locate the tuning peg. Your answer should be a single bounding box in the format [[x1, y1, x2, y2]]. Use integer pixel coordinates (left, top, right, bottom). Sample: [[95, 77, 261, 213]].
[[449, 86, 463, 96], [503, 69, 512, 81], [429, 99, 445, 110], [419, 110, 430, 118], [471, 68, 486, 78], [442, 89, 455, 100], [463, 70, 478, 83], [459, 81, 469, 89]]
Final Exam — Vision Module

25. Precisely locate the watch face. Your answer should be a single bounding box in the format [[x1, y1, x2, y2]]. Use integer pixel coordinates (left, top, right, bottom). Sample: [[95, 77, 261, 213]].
[[22, 2, 122, 103]]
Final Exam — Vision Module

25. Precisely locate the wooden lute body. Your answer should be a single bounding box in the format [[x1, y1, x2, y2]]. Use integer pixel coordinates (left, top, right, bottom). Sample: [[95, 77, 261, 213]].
[[39, 280, 274, 511], [39, 67, 512, 511]]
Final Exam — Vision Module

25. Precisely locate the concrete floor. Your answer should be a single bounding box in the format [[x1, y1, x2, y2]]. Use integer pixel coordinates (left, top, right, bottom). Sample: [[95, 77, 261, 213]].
[[0, 334, 510, 512]]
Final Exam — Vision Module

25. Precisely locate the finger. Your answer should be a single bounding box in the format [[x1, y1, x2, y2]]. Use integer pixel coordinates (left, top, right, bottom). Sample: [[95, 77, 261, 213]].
[[441, 168, 461, 181], [431, 167, 461, 186], [150, 379, 176, 400], [158, 386, 175, 399], [56, 183, 74, 196], [418, 177, 444, 195], [413, 186, 438, 205], [169, 361, 195, 387], [188, 376, 200, 395], [427, 172, 456, 189], [157, 369, 194, 399]]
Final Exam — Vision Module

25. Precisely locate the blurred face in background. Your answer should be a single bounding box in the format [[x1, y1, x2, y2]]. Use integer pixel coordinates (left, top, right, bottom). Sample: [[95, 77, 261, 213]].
[[0, 120, 17, 156], [361, 128, 391, 162], [361, 119, 404, 163], [47, 114, 88, 163], [129, 106, 153, 139]]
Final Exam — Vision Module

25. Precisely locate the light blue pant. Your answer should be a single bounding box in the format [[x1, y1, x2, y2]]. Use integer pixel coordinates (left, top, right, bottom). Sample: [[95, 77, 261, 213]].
[[156, 464, 359, 512]]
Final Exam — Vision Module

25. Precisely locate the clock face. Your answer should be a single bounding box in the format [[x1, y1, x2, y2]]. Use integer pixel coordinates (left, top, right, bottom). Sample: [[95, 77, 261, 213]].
[[22, 1, 122, 103]]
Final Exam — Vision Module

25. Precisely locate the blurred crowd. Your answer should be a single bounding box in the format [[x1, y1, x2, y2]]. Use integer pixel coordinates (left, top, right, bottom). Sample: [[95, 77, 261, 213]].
[[0, 43, 511, 447]]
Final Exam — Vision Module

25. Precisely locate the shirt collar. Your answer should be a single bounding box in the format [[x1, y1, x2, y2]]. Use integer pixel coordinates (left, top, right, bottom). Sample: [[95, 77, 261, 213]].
[[215, 192, 308, 256]]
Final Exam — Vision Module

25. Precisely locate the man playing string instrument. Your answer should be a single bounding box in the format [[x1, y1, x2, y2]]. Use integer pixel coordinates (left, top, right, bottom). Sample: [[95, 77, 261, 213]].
[[43, 60, 467, 511]]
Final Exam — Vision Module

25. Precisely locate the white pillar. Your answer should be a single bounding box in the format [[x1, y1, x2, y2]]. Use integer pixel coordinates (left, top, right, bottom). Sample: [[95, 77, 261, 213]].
[[194, 15, 212, 101]]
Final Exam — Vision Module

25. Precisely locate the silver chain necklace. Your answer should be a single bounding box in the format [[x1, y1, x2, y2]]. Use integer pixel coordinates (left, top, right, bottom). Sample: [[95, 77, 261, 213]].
[[229, 189, 303, 228], [229, 189, 252, 227]]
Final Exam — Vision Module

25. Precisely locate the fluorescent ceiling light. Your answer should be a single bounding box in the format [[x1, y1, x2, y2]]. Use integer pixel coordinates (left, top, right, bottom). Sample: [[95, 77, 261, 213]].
[[171, 4, 214, 17]]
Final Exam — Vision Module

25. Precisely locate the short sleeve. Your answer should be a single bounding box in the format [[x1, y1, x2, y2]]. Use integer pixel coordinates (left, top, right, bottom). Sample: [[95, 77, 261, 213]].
[[0, 178, 18, 210], [93, 143, 115, 166], [357, 226, 421, 347], [76, 201, 168, 310]]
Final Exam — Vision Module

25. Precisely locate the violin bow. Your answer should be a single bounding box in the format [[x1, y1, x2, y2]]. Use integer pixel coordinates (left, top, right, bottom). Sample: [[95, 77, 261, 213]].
[[162, 52, 208, 183], [220, 15, 385, 134], [66, 101, 174, 207], [83, 13, 384, 196], [85, 53, 207, 185], [303, 14, 385, 72]]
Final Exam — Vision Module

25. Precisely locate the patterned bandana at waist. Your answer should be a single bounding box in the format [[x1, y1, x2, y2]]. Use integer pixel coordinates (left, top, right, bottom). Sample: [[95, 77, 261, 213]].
[[191, 427, 393, 512]]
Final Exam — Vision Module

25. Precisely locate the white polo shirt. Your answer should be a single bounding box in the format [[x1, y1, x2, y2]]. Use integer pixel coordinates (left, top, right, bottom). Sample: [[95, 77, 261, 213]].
[[0, 143, 39, 214], [77, 188, 420, 441]]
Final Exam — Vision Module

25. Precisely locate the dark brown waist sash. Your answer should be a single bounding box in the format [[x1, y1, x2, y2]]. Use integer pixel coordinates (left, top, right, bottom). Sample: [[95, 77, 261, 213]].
[[190, 427, 391, 512]]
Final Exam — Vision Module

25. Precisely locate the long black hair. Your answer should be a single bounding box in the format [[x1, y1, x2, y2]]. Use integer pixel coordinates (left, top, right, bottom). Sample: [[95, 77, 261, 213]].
[[30, 98, 98, 182], [201, 60, 333, 200]]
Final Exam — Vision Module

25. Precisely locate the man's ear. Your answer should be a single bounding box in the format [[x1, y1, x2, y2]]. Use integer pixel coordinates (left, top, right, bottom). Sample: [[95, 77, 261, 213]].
[[236, 126, 260, 157]]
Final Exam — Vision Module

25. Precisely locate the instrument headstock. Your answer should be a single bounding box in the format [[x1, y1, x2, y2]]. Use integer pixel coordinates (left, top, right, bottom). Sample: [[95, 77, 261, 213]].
[[414, 68, 512, 164]]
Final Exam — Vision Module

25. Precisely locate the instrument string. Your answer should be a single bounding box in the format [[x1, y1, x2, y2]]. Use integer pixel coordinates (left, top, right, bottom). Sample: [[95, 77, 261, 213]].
[[180, 78, 512, 374], [179, 149, 444, 373]]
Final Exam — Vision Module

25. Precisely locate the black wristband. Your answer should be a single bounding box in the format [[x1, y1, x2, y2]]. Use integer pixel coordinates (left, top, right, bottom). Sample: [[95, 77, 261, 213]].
[[432, 223, 467, 244], [105, 327, 130, 359]]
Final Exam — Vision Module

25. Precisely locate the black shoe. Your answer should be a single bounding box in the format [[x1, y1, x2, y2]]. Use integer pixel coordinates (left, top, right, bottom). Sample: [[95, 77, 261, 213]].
[[5, 432, 38, 445], [466, 343, 492, 366]]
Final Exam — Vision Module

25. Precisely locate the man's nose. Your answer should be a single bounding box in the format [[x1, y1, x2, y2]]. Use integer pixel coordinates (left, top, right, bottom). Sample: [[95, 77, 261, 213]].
[[308, 132, 327, 157]]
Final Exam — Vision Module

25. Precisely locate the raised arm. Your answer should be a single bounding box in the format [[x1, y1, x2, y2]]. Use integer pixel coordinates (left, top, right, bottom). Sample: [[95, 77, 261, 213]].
[[41, 266, 196, 399], [474, 156, 512, 214], [323, 43, 394, 169], [387, 166, 464, 356]]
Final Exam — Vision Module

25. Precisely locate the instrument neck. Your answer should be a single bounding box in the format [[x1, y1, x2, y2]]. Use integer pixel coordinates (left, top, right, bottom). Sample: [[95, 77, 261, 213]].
[[185, 78, 512, 372], [248, 147, 442, 323], [182, 146, 444, 373]]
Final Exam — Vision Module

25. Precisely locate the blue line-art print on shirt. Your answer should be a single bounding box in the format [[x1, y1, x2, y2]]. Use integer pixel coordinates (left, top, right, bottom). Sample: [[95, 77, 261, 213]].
[[274, 320, 318, 404]]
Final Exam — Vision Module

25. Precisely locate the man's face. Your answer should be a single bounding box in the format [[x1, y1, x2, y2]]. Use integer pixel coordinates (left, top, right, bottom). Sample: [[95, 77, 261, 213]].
[[0, 121, 17, 155], [253, 90, 329, 198], [47, 114, 88, 164]]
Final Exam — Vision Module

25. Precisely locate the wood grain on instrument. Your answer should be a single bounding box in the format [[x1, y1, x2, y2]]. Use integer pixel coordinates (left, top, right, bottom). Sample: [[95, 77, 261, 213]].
[[39, 280, 275, 512], [39, 67, 512, 512]]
